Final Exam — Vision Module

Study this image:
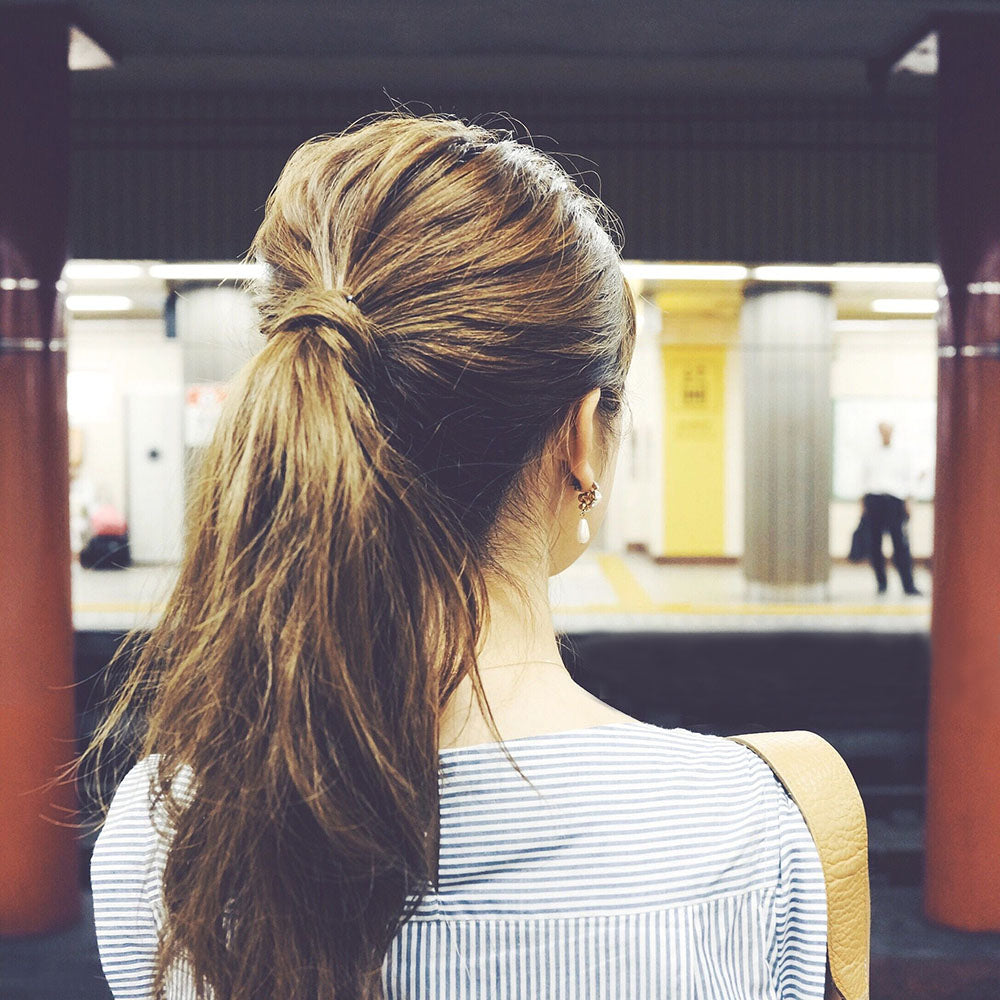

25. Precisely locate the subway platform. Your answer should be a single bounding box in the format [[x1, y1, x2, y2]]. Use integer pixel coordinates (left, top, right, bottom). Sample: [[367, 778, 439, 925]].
[[71, 553, 932, 635]]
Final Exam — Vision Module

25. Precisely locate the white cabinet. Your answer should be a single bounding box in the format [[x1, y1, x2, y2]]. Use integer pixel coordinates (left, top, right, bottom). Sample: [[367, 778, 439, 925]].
[[125, 389, 184, 563]]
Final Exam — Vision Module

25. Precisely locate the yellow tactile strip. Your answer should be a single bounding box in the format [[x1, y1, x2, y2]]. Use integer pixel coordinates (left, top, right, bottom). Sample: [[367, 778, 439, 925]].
[[589, 553, 927, 616]]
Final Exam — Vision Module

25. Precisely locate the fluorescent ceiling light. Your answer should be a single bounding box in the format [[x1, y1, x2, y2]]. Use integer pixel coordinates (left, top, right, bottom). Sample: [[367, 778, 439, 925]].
[[66, 295, 133, 312], [63, 261, 145, 281], [832, 319, 935, 333], [622, 262, 748, 282], [0, 277, 40, 290], [871, 298, 939, 314], [69, 25, 115, 72], [892, 31, 938, 77], [752, 264, 941, 283], [148, 262, 263, 281]]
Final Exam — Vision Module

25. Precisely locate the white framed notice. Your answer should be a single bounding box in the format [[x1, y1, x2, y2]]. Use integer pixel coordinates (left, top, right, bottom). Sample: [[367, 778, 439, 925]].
[[832, 397, 936, 501]]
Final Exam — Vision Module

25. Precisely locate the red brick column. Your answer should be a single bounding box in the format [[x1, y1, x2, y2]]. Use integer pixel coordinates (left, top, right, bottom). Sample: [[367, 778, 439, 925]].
[[925, 14, 1000, 931], [0, 9, 79, 935]]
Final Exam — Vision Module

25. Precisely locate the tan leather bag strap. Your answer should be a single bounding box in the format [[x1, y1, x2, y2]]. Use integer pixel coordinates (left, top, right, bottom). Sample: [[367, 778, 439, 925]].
[[729, 731, 870, 1000]]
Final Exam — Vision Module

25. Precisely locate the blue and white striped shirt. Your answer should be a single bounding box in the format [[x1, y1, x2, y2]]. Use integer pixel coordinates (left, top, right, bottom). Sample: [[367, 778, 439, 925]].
[[92, 720, 828, 998]]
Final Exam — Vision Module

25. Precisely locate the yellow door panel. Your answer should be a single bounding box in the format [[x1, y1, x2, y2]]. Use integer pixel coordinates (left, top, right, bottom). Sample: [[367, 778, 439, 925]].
[[662, 346, 727, 556]]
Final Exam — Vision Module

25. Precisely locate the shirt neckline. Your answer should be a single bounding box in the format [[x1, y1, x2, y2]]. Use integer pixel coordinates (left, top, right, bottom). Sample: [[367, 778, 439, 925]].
[[438, 719, 650, 756]]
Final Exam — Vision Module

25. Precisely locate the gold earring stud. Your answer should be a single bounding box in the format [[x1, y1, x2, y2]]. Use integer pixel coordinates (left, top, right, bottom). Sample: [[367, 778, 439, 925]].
[[576, 481, 601, 544]]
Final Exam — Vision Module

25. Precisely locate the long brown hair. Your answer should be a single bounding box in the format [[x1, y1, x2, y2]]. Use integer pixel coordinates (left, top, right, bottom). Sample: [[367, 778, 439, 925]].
[[87, 113, 635, 999]]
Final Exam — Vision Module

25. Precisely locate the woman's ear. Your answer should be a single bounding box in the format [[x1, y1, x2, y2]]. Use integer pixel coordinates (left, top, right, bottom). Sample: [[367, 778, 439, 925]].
[[567, 388, 602, 490]]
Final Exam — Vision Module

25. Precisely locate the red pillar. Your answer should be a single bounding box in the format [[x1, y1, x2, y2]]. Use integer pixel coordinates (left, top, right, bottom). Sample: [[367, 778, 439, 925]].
[[0, 9, 79, 934], [925, 14, 1000, 930]]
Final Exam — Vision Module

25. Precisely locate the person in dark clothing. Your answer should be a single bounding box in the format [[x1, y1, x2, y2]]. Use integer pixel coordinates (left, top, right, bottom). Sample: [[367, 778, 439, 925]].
[[861, 422, 922, 596]]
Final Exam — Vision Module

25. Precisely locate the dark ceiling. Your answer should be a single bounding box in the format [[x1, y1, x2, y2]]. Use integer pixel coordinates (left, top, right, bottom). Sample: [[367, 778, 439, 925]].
[[32, 0, 1000, 96]]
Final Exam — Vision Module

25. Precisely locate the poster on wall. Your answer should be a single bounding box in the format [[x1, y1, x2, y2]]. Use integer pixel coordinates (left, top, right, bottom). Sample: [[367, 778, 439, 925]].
[[833, 397, 936, 501], [185, 383, 228, 448]]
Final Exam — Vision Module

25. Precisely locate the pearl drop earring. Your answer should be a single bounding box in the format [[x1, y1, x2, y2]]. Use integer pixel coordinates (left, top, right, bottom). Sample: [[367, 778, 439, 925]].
[[576, 481, 602, 544]]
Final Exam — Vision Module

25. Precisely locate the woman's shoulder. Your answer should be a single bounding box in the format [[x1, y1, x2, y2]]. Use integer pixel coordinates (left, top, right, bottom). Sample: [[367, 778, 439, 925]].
[[606, 722, 815, 827], [584, 724, 824, 890], [96, 756, 160, 829], [441, 720, 790, 820], [91, 755, 196, 867], [440, 718, 773, 770], [435, 720, 822, 915], [100, 753, 197, 811]]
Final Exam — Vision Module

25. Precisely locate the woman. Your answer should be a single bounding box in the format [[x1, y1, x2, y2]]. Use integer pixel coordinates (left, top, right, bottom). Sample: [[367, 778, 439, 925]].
[[90, 114, 827, 999]]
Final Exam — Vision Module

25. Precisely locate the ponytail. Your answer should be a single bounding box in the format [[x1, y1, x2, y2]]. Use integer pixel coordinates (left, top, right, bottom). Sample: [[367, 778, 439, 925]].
[[96, 299, 489, 998]]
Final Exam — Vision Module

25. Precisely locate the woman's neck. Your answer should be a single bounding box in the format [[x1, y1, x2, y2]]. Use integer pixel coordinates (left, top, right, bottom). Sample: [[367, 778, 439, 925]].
[[438, 566, 632, 749], [477, 568, 562, 670]]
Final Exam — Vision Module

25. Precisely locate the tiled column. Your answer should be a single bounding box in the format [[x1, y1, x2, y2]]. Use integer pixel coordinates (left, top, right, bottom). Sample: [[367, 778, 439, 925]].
[[0, 9, 79, 934], [741, 284, 834, 599], [925, 14, 1000, 931]]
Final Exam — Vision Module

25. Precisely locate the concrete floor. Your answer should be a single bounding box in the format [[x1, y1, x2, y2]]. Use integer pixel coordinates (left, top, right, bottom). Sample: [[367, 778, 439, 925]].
[[73, 552, 932, 634]]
